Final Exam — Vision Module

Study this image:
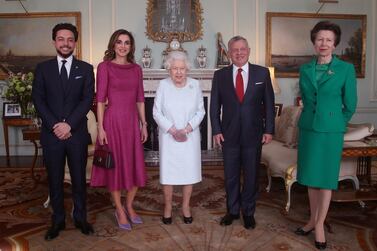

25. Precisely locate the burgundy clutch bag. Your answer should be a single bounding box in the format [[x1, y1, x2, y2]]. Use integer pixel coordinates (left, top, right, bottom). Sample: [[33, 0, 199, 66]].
[[93, 145, 114, 169]]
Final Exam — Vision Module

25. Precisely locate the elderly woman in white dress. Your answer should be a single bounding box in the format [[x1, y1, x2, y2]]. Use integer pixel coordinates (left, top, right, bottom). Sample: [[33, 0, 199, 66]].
[[153, 51, 205, 225]]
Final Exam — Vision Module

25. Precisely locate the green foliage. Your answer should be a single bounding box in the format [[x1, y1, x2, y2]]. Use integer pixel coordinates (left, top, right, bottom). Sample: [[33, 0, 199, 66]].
[[3, 72, 35, 116]]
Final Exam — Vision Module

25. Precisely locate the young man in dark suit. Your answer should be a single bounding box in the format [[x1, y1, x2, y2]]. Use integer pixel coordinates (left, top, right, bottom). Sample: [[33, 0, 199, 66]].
[[210, 36, 275, 229], [32, 23, 95, 240]]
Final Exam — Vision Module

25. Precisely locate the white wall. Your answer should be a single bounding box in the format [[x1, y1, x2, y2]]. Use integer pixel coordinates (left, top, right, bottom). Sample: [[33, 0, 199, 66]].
[[0, 0, 376, 155]]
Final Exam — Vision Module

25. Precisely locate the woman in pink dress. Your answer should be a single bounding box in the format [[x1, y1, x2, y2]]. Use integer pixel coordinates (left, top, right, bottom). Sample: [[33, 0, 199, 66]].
[[90, 29, 148, 230]]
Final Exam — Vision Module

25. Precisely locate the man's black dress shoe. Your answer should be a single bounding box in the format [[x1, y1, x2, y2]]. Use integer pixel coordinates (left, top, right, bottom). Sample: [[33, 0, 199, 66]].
[[315, 240, 327, 250], [162, 217, 172, 225], [243, 215, 256, 229], [44, 222, 65, 241], [183, 216, 193, 224], [220, 213, 240, 226], [294, 227, 314, 236], [74, 221, 94, 235]]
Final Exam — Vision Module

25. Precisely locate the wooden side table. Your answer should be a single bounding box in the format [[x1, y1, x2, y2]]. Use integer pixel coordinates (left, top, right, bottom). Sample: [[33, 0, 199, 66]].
[[22, 126, 41, 181], [2, 117, 33, 166], [332, 141, 377, 203]]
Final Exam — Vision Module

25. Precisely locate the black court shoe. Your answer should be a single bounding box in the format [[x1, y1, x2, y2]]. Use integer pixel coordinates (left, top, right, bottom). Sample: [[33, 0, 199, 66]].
[[183, 216, 193, 224], [294, 227, 314, 236], [314, 240, 327, 250], [162, 217, 172, 225]]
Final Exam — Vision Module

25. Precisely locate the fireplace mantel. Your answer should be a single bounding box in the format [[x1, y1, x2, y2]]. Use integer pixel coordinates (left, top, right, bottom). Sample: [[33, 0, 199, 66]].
[[142, 69, 216, 150], [142, 69, 216, 94]]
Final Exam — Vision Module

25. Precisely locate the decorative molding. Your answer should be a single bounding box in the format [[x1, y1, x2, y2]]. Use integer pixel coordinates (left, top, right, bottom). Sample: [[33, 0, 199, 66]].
[[355, 107, 377, 113], [112, 0, 116, 30], [254, 0, 259, 65], [233, 0, 237, 36], [88, 0, 93, 64], [371, 0, 377, 101]]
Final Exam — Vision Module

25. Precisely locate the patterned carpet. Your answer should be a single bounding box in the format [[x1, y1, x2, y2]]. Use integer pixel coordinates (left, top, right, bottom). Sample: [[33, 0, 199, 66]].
[[0, 165, 376, 251]]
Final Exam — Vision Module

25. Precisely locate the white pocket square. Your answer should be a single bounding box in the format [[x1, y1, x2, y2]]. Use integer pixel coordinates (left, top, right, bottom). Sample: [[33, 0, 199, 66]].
[[75, 76, 83, 79], [255, 82, 264, 85]]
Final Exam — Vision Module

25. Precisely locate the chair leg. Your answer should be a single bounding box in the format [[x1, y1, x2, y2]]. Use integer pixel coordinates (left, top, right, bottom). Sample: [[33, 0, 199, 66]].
[[43, 196, 50, 208], [285, 181, 296, 213]]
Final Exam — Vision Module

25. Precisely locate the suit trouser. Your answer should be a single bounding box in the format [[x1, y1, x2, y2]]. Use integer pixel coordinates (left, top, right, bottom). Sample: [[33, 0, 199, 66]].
[[43, 140, 88, 224], [223, 145, 261, 216]]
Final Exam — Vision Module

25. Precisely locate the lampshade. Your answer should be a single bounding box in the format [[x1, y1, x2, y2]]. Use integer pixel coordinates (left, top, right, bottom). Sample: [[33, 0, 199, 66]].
[[268, 67, 281, 94]]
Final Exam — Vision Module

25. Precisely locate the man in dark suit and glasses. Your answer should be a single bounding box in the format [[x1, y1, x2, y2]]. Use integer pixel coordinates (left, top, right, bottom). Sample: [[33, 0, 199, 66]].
[[210, 36, 275, 229], [32, 23, 95, 240]]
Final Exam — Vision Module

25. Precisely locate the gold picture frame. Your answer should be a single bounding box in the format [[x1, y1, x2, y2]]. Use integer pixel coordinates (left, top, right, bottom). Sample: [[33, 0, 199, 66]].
[[266, 12, 366, 78], [0, 12, 81, 79], [145, 0, 204, 43]]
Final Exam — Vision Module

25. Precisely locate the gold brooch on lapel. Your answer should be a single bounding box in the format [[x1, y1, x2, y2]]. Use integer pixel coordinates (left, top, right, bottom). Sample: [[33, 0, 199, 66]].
[[327, 70, 334, 75]]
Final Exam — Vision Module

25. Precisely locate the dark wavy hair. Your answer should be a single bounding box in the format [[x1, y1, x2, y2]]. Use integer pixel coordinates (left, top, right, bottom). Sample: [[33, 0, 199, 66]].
[[103, 29, 135, 62], [310, 21, 341, 47], [52, 23, 78, 41]]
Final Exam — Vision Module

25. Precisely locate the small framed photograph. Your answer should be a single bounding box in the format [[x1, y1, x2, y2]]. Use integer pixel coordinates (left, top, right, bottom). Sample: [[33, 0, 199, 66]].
[[3, 102, 22, 118]]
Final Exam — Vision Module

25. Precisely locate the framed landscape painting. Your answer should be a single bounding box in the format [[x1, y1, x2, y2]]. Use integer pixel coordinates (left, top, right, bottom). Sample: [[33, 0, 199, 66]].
[[0, 12, 81, 80], [266, 12, 366, 78]]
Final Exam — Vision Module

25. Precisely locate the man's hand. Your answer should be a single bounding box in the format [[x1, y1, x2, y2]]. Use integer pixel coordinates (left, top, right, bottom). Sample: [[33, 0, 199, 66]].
[[213, 134, 224, 148], [262, 133, 273, 144], [53, 122, 71, 140]]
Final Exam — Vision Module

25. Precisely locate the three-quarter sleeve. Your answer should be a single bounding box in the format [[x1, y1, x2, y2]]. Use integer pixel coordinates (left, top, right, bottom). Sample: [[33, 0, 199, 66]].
[[136, 66, 145, 102], [96, 61, 109, 102]]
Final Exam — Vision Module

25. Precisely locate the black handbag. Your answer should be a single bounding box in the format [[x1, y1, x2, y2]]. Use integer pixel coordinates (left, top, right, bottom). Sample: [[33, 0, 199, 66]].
[[93, 145, 114, 169]]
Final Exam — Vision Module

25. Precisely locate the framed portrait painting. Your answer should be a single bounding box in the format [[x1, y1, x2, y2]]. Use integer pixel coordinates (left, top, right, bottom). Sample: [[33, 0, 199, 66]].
[[145, 0, 203, 42], [266, 12, 366, 78], [0, 12, 81, 80]]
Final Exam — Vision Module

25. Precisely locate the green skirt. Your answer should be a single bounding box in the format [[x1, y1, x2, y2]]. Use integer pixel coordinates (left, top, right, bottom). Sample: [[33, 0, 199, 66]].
[[297, 129, 344, 190]]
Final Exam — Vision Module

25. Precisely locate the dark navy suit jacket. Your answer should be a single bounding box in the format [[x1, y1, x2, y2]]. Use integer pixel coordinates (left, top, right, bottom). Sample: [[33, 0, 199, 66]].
[[210, 63, 275, 147], [32, 57, 95, 146]]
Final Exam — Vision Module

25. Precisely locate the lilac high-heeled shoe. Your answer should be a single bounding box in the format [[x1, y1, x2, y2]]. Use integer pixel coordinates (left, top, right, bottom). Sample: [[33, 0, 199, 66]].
[[114, 211, 132, 230], [124, 207, 143, 224]]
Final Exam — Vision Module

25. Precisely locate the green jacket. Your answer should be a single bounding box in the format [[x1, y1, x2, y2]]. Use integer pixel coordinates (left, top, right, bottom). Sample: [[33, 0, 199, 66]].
[[298, 55, 357, 132]]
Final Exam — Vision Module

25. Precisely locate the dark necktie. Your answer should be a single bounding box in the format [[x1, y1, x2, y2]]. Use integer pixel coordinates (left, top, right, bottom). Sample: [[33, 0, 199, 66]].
[[236, 68, 244, 102], [60, 60, 68, 87]]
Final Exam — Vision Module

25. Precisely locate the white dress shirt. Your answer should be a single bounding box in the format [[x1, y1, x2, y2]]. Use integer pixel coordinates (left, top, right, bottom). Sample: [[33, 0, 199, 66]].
[[57, 55, 73, 78], [232, 63, 249, 94]]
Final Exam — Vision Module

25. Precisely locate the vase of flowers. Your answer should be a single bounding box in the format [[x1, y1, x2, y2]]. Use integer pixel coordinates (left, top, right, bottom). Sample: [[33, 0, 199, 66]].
[[3, 72, 35, 118]]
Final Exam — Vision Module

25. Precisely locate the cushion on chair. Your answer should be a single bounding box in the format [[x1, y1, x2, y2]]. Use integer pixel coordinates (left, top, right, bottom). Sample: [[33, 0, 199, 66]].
[[274, 106, 302, 147], [344, 123, 374, 141], [261, 140, 297, 177], [87, 110, 97, 144]]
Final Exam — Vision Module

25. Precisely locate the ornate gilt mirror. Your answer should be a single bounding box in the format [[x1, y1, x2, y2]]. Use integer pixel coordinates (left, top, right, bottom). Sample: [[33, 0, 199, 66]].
[[145, 0, 204, 43]]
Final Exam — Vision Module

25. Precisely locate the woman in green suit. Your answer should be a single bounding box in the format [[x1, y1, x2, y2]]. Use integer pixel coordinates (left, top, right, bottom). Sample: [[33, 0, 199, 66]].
[[294, 21, 357, 250]]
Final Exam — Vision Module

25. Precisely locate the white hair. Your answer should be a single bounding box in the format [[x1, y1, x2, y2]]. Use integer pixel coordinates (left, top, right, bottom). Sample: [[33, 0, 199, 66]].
[[164, 51, 191, 70]]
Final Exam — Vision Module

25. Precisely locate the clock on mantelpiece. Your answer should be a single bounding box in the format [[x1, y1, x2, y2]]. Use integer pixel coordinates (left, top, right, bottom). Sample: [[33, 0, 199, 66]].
[[161, 34, 186, 68], [165, 35, 185, 53]]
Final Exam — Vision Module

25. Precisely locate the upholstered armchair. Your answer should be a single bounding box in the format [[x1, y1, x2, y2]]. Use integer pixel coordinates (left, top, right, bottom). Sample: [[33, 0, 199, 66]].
[[261, 105, 367, 213], [43, 110, 97, 208]]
